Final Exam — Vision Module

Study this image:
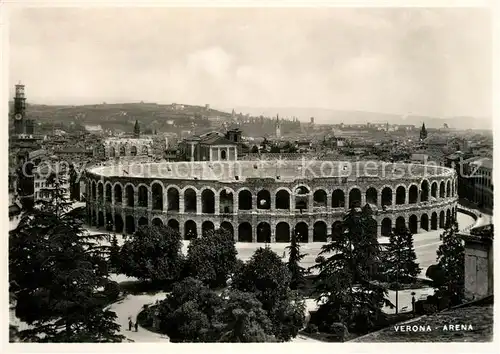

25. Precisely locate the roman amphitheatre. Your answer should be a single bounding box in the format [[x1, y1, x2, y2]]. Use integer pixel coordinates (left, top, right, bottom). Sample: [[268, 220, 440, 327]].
[[85, 159, 459, 242]]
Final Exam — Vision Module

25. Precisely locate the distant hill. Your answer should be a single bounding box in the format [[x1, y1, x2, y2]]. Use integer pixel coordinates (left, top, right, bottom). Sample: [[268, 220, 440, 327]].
[[229, 106, 492, 130]]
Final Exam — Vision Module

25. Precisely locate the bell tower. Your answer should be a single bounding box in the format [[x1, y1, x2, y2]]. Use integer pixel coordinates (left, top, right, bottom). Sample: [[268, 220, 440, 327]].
[[13, 83, 27, 135]]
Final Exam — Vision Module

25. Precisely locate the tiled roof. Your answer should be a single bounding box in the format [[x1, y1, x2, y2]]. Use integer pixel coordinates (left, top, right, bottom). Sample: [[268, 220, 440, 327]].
[[200, 135, 237, 145]]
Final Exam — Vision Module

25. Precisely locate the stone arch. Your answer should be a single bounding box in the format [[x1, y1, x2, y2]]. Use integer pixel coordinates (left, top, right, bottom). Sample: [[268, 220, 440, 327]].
[[295, 222, 309, 243], [115, 214, 124, 233], [137, 184, 148, 207], [238, 222, 252, 242], [238, 189, 252, 210], [105, 212, 113, 231], [365, 187, 378, 206], [381, 217, 392, 236], [396, 185, 406, 205], [331, 221, 342, 239], [408, 184, 418, 204], [202, 220, 215, 236], [152, 218, 163, 227], [138, 216, 148, 227], [332, 189, 345, 208], [431, 212, 438, 230], [313, 189, 328, 208], [98, 211, 104, 228], [97, 182, 104, 202], [109, 146, 116, 158], [348, 187, 362, 208], [431, 182, 438, 198], [130, 146, 137, 156], [257, 222, 271, 243], [409, 214, 418, 234], [167, 186, 180, 211], [125, 184, 134, 207], [219, 188, 234, 214], [421, 180, 430, 202], [220, 221, 234, 237], [167, 218, 179, 232], [313, 221, 327, 242], [439, 210, 445, 228], [184, 220, 198, 240], [276, 222, 290, 243], [119, 145, 126, 156], [142, 145, 149, 155], [446, 209, 451, 227], [221, 149, 227, 160], [381, 186, 393, 207], [105, 183, 112, 202], [420, 214, 429, 231], [151, 182, 164, 211], [125, 215, 135, 235], [201, 188, 215, 214], [275, 188, 291, 210], [257, 189, 271, 210], [294, 185, 310, 210], [113, 183, 123, 204], [395, 216, 406, 231], [446, 180, 451, 197], [184, 187, 197, 213]]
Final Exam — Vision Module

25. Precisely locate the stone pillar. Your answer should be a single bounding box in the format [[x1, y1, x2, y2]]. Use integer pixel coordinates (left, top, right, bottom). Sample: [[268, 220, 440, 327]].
[[252, 194, 257, 211], [179, 221, 185, 239], [179, 194, 185, 214], [252, 225, 257, 243], [190, 144, 195, 162], [308, 194, 314, 212], [147, 188, 152, 211], [308, 227, 313, 243], [326, 225, 332, 239], [133, 190, 138, 209], [233, 193, 238, 215], [270, 192, 276, 211], [196, 194, 202, 215], [218, 147, 221, 161], [234, 146, 238, 161], [214, 192, 220, 215], [327, 193, 332, 211], [392, 192, 396, 207], [196, 222, 202, 238], [271, 227, 276, 243], [361, 193, 366, 207], [377, 223, 382, 238], [209, 148, 213, 161]]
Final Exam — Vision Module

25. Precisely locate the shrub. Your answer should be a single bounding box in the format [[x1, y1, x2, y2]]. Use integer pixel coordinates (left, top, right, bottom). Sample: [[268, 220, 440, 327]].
[[315, 255, 325, 264], [304, 323, 318, 334], [426, 264, 446, 287]]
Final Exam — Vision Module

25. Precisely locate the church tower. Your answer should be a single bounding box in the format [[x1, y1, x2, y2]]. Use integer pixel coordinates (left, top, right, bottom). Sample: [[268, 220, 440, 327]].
[[13, 83, 27, 135], [275, 114, 281, 139], [134, 120, 140, 138], [419, 123, 428, 141]]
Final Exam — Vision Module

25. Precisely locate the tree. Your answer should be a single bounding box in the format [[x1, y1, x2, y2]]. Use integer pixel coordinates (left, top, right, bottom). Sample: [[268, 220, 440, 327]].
[[384, 227, 421, 283], [9, 172, 124, 342], [251, 145, 259, 153], [232, 247, 305, 341], [286, 230, 308, 290], [119, 224, 184, 283], [186, 228, 238, 288], [109, 233, 120, 272], [312, 206, 391, 333], [436, 218, 464, 304]]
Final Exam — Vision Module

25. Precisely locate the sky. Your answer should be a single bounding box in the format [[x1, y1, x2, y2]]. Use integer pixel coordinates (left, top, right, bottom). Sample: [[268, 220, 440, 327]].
[[8, 7, 492, 118]]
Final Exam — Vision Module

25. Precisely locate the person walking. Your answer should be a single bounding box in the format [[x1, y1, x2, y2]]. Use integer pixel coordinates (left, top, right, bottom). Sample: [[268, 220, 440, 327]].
[[134, 322, 139, 332], [128, 319, 132, 331]]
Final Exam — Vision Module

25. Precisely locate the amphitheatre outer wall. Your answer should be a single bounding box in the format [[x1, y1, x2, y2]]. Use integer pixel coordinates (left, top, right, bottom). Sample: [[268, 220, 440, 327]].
[[84, 160, 459, 242]]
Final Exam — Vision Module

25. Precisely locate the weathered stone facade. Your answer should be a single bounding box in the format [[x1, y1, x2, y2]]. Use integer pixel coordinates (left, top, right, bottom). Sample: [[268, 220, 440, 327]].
[[85, 161, 458, 242]]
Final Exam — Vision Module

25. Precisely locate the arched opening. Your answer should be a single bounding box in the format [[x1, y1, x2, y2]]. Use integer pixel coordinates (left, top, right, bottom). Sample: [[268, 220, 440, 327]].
[[201, 189, 215, 214], [109, 147, 115, 158], [395, 216, 406, 232], [184, 188, 197, 213], [348, 188, 361, 208], [115, 214, 124, 234], [431, 182, 438, 198], [276, 222, 290, 243], [113, 184, 122, 204], [420, 214, 429, 231], [365, 187, 378, 206], [446, 181, 451, 197], [295, 222, 309, 243], [431, 212, 438, 230], [219, 189, 234, 214], [98, 183, 104, 203], [152, 183, 163, 210], [98, 211, 104, 228], [421, 180, 429, 202], [381, 218, 392, 236], [313, 221, 327, 242], [331, 221, 342, 240], [257, 222, 271, 243], [409, 215, 418, 234], [152, 218, 163, 228], [105, 184, 112, 202], [138, 217, 148, 228], [119, 145, 126, 156], [138, 186, 148, 207], [142, 146, 149, 155], [105, 212, 113, 231], [439, 181, 445, 198], [130, 146, 137, 156], [167, 187, 179, 211], [439, 210, 445, 228], [396, 186, 406, 205], [238, 222, 252, 242], [202, 221, 215, 236], [221, 149, 227, 160], [409, 185, 418, 204], [126, 185, 134, 207], [184, 220, 198, 240], [167, 219, 179, 232], [275, 190, 290, 210], [294, 186, 310, 210], [238, 190, 252, 210], [381, 187, 392, 207], [257, 190, 271, 210], [446, 209, 451, 227], [332, 189, 345, 208], [125, 215, 135, 235], [313, 190, 327, 208], [220, 221, 234, 238]]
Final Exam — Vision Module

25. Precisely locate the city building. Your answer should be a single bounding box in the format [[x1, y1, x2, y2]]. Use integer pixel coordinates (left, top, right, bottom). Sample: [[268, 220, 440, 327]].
[[178, 129, 240, 161]]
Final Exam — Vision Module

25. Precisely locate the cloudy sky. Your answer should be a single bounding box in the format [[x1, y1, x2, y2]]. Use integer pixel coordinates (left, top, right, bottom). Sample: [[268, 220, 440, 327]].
[[9, 7, 491, 118]]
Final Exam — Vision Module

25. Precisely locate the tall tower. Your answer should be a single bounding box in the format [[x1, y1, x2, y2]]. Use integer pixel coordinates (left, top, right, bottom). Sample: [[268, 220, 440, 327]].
[[275, 114, 281, 139], [420, 123, 427, 141], [134, 120, 140, 138], [13, 83, 27, 135]]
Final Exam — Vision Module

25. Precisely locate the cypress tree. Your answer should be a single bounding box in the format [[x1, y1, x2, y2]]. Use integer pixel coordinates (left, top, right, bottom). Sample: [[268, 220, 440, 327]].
[[286, 230, 308, 290], [385, 227, 421, 284]]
